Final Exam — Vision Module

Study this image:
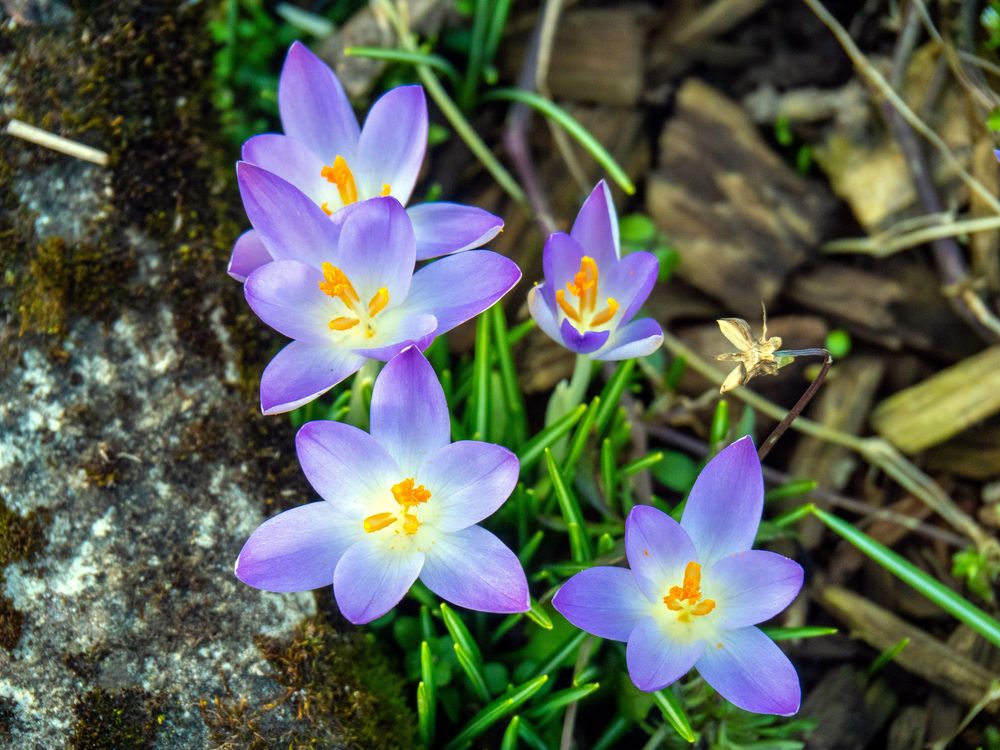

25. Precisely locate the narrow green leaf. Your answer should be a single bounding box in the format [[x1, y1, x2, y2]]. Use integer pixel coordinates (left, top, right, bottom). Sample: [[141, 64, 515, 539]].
[[812, 507, 1000, 648], [597, 532, 615, 555], [563, 396, 601, 477], [491, 613, 522, 645], [499, 715, 521, 750], [420, 640, 436, 703], [507, 318, 535, 346], [518, 404, 587, 470], [594, 359, 635, 435], [420, 607, 435, 641], [417, 681, 434, 747], [622, 451, 664, 478], [472, 313, 491, 440], [761, 625, 838, 641], [533, 630, 588, 679], [545, 448, 592, 562], [765, 479, 818, 503], [516, 718, 550, 750], [440, 602, 482, 663], [526, 598, 553, 630], [867, 637, 909, 677], [652, 688, 697, 743], [709, 399, 730, 452], [524, 682, 600, 721], [444, 675, 549, 750], [600, 438, 618, 513], [344, 46, 460, 83], [592, 715, 631, 750], [773, 503, 816, 528], [482, 0, 512, 68], [518, 530, 545, 567], [491, 305, 528, 445], [460, 0, 491, 109], [454, 642, 491, 702], [482, 88, 636, 194]]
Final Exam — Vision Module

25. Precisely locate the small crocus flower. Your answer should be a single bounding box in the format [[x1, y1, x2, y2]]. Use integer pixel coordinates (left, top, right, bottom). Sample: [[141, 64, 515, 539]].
[[528, 181, 663, 359], [228, 41, 503, 281], [237, 165, 520, 414], [552, 437, 803, 715], [716, 308, 784, 394], [235, 347, 529, 624]]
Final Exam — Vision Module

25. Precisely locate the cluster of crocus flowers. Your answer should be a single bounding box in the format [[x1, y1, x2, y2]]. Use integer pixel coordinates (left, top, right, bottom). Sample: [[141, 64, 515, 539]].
[[553, 437, 803, 715], [528, 180, 663, 360], [237, 170, 519, 414], [228, 42, 503, 282], [236, 347, 529, 623]]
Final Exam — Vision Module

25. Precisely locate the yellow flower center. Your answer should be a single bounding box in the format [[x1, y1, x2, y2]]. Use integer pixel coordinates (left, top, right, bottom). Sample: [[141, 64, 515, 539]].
[[663, 561, 716, 623], [318, 262, 388, 338], [362, 478, 432, 536], [318, 155, 391, 215], [555, 256, 619, 330]]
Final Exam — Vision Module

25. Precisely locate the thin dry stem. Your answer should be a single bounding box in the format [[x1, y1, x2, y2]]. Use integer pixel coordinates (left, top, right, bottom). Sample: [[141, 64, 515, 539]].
[[6, 119, 109, 166]]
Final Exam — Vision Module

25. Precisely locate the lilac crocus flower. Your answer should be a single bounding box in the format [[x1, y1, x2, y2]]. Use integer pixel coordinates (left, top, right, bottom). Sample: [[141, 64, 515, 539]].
[[528, 181, 663, 359], [552, 437, 803, 715], [228, 41, 503, 281], [238, 165, 520, 414], [235, 347, 529, 624]]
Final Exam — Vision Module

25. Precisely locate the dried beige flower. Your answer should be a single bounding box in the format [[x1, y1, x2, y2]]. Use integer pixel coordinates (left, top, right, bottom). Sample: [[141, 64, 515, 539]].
[[716, 309, 784, 394]]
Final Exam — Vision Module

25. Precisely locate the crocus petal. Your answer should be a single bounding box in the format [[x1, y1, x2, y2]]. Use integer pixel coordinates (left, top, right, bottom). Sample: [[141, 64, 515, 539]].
[[350, 311, 438, 361], [552, 566, 649, 641], [333, 539, 424, 624], [559, 319, 609, 354], [296, 420, 401, 513], [235, 501, 357, 592], [237, 162, 340, 268], [570, 180, 619, 266], [680, 436, 763, 567], [242, 134, 327, 203], [626, 617, 705, 692], [404, 250, 521, 334], [244, 260, 339, 343], [355, 85, 427, 205], [419, 442, 519, 531], [228, 229, 273, 282], [695, 626, 801, 715], [278, 41, 360, 160], [407, 202, 504, 260], [707, 551, 804, 629], [369, 347, 450, 472], [604, 250, 659, 323], [593, 317, 663, 361], [260, 340, 365, 415], [625, 505, 699, 602], [419, 525, 529, 613], [541, 232, 586, 307], [527, 284, 563, 343], [336, 196, 416, 302]]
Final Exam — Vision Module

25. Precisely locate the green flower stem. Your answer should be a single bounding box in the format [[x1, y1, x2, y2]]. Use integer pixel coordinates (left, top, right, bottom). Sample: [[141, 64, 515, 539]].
[[346, 359, 379, 429]]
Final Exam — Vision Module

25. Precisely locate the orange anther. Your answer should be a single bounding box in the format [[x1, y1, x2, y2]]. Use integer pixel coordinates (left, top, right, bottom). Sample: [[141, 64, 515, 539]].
[[363, 512, 397, 533], [318, 262, 360, 304], [320, 155, 359, 205], [368, 287, 389, 317], [380, 183, 391, 197], [589, 297, 619, 327], [329, 317, 360, 331], [555, 289, 581, 323], [392, 478, 431, 509]]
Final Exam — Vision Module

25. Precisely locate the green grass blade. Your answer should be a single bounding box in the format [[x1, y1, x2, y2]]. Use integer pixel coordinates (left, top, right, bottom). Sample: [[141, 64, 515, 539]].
[[417, 681, 434, 746], [765, 479, 818, 503], [594, 359, 635, 435], [653, 688, 697, 743], [592, 715, 631, 750], [500, 715, 521, 750], [420, 640, 436, 704], [772, 503, 816, 528], [482, 0, 513, 68], [761, 625, 838, 641], [812, 507, 1000, 648], [524, 682, 600, 721], [507, 318, 535, 346], [491, 305, 528, 445], [460, 0, 491, 109], [532, 630, 588, 679], [516, 718, 550, 750], [518, 404, 587, 470], [444, 675, 550, 750], [600, 438, 617, 513], [867, 636, 909, 677], [709, 398, 730, 452], [472, 313, 491, 440], [440, 602, 483, 662], [526, 597, 553, 630], [482, 88, 636, 194], [622, 451, 664, 478], [545, 448, 592, 562], [344, 46, 460, 83], [563, 396, 601, 477], [518, 530, 545, 566], [454, 642, 491, 702]]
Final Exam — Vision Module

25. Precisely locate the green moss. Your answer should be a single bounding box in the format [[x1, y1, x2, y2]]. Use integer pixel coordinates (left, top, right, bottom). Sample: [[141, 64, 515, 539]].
[[0, 497, 49, 651], [202, 616, 417, 749], [69, 688, 164, 750]]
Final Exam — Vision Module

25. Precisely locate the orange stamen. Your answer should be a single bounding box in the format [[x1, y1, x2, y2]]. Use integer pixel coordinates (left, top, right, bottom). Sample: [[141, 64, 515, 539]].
[[662, 561, 715, 621], [320, 202, 333, 217], [401, 513, 420, 535], [555, 289, 581, 323], [320, 155, 359, 205], [392, 478, 431, 508], [363, 512, 397, 533], [380, 183, 391, 197], [318, 262, 360, 304], [368, 287, 390, 317], [329, 316, 360, 331], [589, 297, 619, 327]]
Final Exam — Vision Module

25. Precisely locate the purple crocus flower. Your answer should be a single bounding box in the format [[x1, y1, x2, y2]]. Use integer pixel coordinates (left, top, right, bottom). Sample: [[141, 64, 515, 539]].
[[238, 165, 520, 414], [235, 347, 529, 624], [528, 181, 663, 359], [552, 437, 803, 715], [228, 41, 503, 281]]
